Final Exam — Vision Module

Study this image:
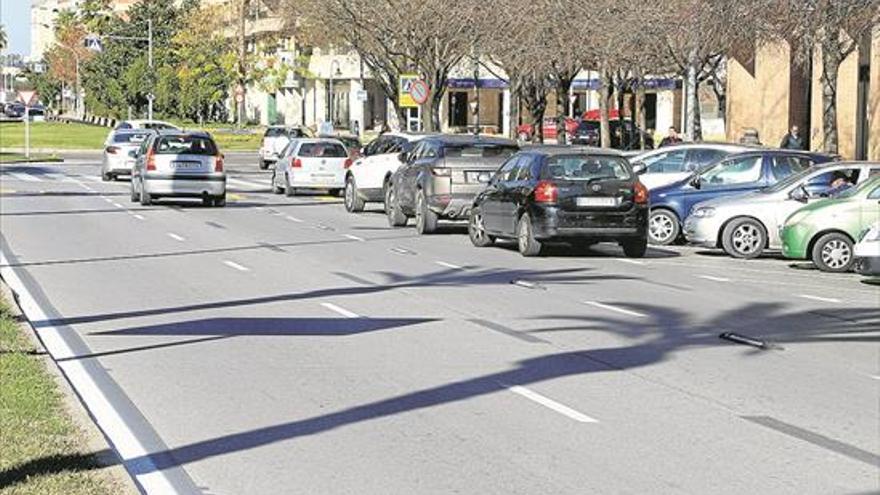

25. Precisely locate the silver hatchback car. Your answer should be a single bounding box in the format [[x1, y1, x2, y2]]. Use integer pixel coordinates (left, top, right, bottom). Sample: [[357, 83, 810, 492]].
[[130, 131, 226, 207], [102, 129, 155, 181], [684, 161, 880, 258]]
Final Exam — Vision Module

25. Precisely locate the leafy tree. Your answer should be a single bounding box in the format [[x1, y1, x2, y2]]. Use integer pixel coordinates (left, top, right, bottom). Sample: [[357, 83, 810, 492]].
[[0, 24, 7, 51]]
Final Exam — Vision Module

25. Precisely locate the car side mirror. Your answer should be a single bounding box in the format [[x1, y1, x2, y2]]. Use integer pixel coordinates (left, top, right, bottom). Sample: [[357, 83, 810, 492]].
[[631, 161, 645, 174], [689, 176, 702, 189], [360, 147, 366, 156], [398, 152, 409, 163], [128, 149, 139, 158], [790, 185, 809, 203]]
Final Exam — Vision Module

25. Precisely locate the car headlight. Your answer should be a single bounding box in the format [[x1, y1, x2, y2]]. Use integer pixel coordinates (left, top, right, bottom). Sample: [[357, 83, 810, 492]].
[[859, 224, 880, 242], [691, 206, 716, 218]]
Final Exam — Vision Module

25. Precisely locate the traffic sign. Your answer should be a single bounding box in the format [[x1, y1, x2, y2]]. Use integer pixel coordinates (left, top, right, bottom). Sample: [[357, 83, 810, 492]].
[[17, 90, 37, 106], [409, 80, 429, 105], [399, 75, 419, 108]]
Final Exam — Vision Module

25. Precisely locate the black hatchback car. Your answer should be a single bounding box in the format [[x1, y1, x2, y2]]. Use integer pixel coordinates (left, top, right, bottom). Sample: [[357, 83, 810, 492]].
[[469, 147, 649, 257]]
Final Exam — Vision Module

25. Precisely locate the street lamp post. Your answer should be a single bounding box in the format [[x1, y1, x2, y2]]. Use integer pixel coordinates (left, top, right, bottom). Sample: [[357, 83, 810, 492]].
[[329, 60, 341, 131]]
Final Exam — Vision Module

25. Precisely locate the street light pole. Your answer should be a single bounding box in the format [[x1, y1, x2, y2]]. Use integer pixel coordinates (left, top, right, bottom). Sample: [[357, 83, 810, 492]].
[[147, 19, 153, 120]]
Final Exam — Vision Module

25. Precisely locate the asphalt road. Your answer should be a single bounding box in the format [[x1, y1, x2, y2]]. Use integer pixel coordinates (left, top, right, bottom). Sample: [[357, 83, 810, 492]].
[[1, 154, 878, 495]]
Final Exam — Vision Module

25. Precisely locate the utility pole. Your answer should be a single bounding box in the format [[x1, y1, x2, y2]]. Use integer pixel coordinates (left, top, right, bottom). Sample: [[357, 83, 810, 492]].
[[147, 19, 153, 120], [473, 50, 480, 136]]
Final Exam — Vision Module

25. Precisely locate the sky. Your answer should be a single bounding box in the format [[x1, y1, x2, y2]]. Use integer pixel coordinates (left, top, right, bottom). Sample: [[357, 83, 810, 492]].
[[1, 0, 32, 56]]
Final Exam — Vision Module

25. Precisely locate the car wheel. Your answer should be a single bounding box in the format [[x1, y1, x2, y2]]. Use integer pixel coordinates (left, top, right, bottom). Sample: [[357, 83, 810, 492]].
[[101, 171, 111, 182], [415, 189, 438, 235], [385, 183, 408, 227], [517, 213, 542, 256], [284, 173, 296, 196], [139, 184, 152, 206], [648, 209, 679, 245], [621, 237, 648, 258], [259, 160, 269, 170], [811, 232, 855, 273], [271, 171, 284, 194], [214, 195, 226, 207], [722, 217, 766, 259], [344, 176, 366, 213], [468, 207, 494, 247]]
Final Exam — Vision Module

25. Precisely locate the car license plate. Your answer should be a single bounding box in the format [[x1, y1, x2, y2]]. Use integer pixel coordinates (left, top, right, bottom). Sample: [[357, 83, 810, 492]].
[[577, 197, 619, 207], [171, 161, 200, 169]]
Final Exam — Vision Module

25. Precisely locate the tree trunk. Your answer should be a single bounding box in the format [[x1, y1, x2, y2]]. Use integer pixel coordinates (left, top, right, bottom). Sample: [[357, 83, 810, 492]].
[[634, 80, 646, 150], [555, 79, 571, 144], [598, 66, 611, 148], [508, 80, 521, 140], [820, 39, 841, 155], [684, 52, 698, 140], [616, 75, 626, 149]]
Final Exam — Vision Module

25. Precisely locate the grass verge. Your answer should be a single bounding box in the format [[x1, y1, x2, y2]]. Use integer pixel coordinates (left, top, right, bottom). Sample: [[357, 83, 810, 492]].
[[0, 291, 122, 494], [0, 152, 63, 163]]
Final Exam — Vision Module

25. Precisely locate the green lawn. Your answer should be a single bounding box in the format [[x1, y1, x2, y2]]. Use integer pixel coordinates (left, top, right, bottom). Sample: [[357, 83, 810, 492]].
[[0, 294, 122, 494], [0, 122, 261, 152]]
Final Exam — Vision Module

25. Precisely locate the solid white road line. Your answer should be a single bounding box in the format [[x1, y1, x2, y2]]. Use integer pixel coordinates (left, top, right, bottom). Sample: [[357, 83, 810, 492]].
[[0, 251, 178, 494], [507, 385, 598, 423], [435, 261, 463, 270], [615, 258, 645, 265], [343, 234, 365, 242], [9, 172, 41, 182], [798, 294, 842, 304], [167, 233, 185, 242], [584, 301, 647, 318], [285, 215, 304, 223], [222, 260, 250, 272], [320, 302, 360, 318], [699, 275, 731, 282]]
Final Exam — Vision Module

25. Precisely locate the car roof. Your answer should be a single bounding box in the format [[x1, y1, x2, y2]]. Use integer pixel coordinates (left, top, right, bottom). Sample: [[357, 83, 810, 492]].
[[425, 134, 518, 146], [293, 138, 345, 144], [521, 145, 626, 157], [153, 129, 213, 138]]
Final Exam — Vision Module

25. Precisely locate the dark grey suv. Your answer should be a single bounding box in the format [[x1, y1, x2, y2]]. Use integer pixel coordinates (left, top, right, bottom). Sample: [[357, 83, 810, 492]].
[[385, 135, 519, 234]]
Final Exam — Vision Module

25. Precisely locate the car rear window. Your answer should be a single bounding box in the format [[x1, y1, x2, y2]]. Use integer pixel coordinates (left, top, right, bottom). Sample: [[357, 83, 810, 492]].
[[298, 142, 348, 158], [154, 135, 218, 155], [112, 132, 151, 144], [265, 127, 306, 138], [542, 155, 632, 180], [445, 145, 518, 159]]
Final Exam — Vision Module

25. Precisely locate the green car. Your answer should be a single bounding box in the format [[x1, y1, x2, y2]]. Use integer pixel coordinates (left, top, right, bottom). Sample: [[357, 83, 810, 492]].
[[781, 174, 880, 272]]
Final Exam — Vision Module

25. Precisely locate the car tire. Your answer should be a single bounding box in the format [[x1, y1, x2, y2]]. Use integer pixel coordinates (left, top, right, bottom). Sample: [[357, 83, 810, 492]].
[[284, 174, 296, 196], [468, 207, 495, 247], [101, 171, 111, 182], [385, 183, 408, 227], [722, 217, 766, 259], [344, 176, 366, 213], [214, 195, 226, 207], [517, 213, 542, 256], [139, 185, 152, 206], [811, 232, 855, 273], [415, 189, 438, 235], [621, 237, 648, 258], [259, 160, 269, 170], [271, 171, 284, 194], [648, 209, 680, 245]]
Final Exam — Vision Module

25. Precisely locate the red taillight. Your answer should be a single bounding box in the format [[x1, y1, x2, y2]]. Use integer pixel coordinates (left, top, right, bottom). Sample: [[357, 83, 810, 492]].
[[214, 155, 224, 172], [634, 180, 648, 204], [292, 158, 302, 168], [344, 158, 353, 169], [106, 146, 120, 154], [146, 149, 156, 171], [534, 180, 558, 203]]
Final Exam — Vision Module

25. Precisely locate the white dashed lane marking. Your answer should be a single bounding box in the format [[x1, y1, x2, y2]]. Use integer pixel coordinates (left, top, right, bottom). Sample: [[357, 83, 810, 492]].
[[321, 302, 360, 318], [507, 385, 598, 423], [699, 275, 730, 282], [222, 260, 250, 272], [584, 301, 647, 318], [343, 234, 365, 242], [167, 233, 185, 242], [435, 261, 463, 270], [798, 294, 842, 304]]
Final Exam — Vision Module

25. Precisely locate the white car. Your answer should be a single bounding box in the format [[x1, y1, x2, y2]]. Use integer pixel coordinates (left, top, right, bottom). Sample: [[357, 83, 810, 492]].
[[630, 143, 752, 189], [101, 129, 154, 181], [259, 126, 311, 169], [271, 138, 349, 196], [108, 120, 179, 147], [855, 222, 880, 276], [343, 132, 431, 212]]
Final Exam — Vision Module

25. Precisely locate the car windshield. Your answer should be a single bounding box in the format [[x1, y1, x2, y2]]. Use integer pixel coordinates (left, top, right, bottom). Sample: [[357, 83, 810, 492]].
[[298, 142, 348, 158], [154, 135, 218, 155], [699, 155, 763, 185], [112, 132, 152, 144], [543, 154, 631, 181], [445, 145, 518, 158]]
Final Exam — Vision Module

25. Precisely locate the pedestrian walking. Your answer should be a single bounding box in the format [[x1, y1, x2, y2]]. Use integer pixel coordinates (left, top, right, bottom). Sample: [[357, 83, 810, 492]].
[[659, 127, 682, 148], [779, 125, 805, 150]]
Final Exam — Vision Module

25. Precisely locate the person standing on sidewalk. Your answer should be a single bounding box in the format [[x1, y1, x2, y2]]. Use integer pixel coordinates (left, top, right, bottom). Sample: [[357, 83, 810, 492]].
[[779, 125, 805, 150], [659, 127, 683, 148]]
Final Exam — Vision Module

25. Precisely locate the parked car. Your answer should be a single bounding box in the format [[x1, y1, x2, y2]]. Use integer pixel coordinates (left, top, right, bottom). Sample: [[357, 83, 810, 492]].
[[630, 143, 752, 189], [259, 125, 312, 169], [648, 149, 834, 245], [780, 174, 880, 272], [469, 147, 648, 257], [571, 119, 654, 150], [271, 138, 350, 196], [684, 162, 880, 258], [854, 222, 880, 276], [386, 135, 519, 234], [328, 134, 361, 158], [114, 119, 179, 131], [344, 132, 432, 212], [130, 130, 226, 207], [517, 117, 579, 142], [101, 129, 155, 181]]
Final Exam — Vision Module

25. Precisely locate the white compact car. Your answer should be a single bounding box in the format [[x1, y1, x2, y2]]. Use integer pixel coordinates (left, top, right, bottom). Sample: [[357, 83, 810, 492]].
[[343, 132, 431, 212], [259, 126, 312, 169], [271, 138, 349, 196], [102, 129, 154, 181], [630, 143, 752, 189], [855, 222, 880, 276]]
